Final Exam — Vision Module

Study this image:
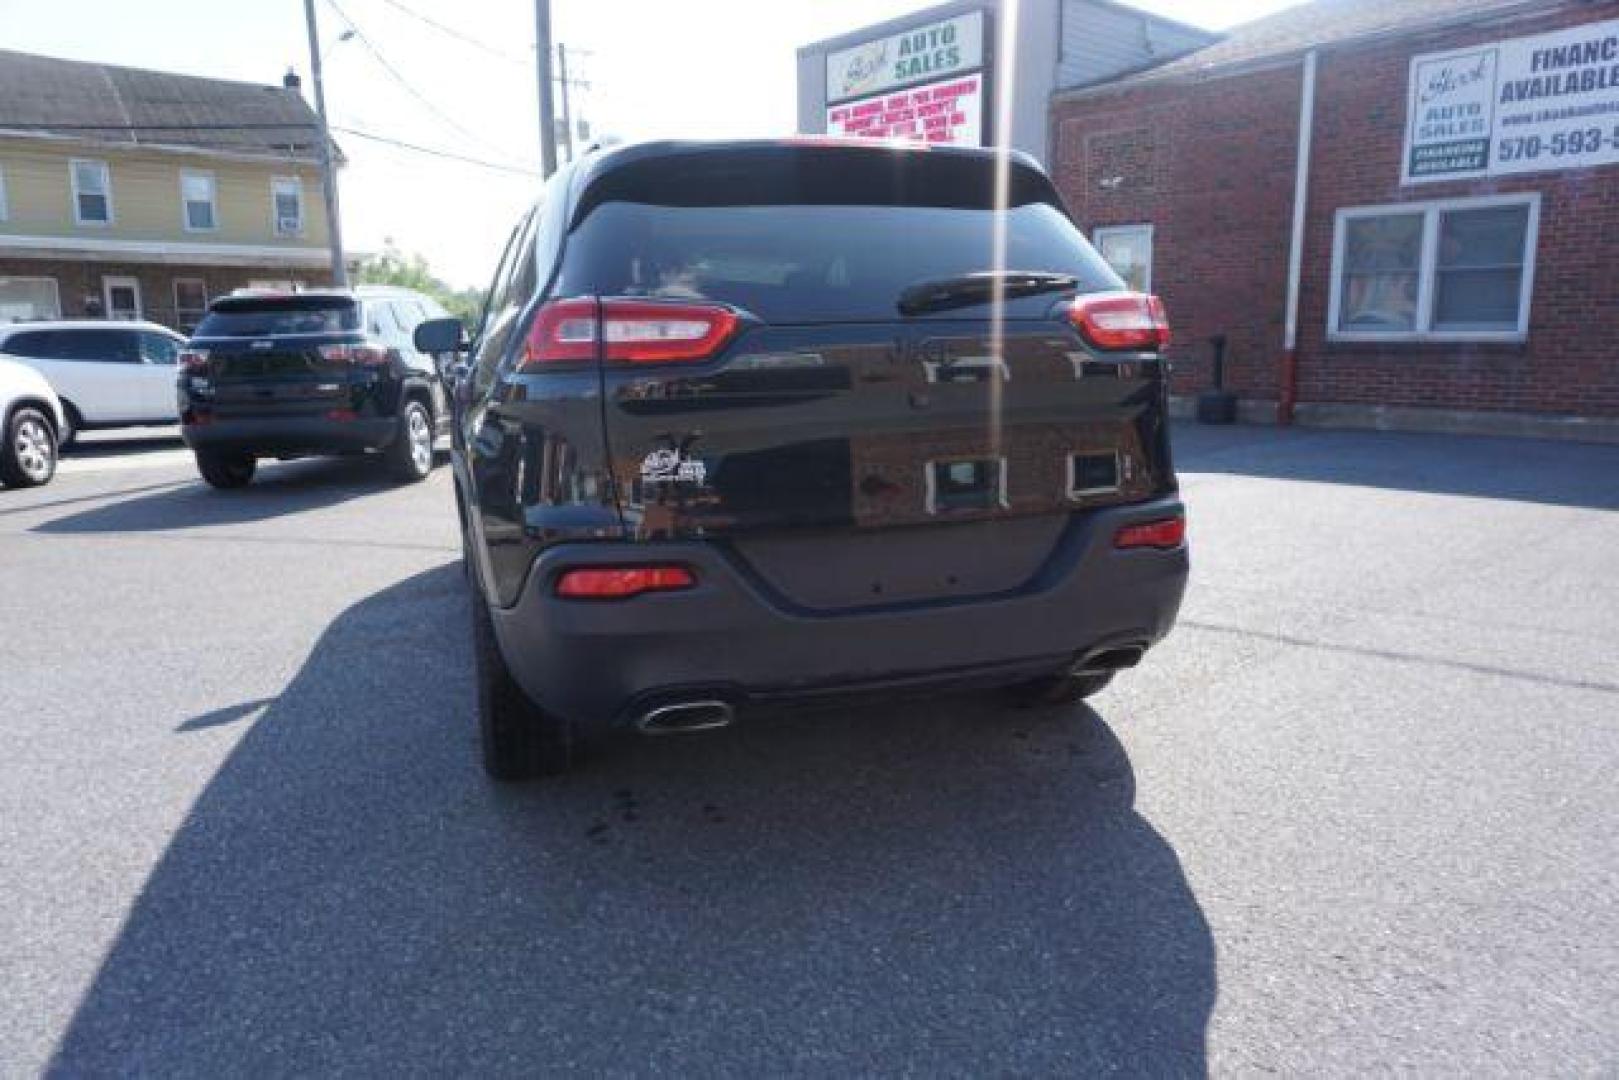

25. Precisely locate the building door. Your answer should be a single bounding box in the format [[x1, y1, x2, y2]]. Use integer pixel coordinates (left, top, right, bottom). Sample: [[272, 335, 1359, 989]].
[[1094, 225, 1154, 293], [102, 276, 142, 320]]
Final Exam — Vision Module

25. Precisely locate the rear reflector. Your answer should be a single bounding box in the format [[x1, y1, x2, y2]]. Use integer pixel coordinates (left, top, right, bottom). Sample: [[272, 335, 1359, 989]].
[[1070, 293, 1170, 351], [1113, 515, 1186, 550], [178, 349, 210, 372], [555, 566, 696, 599], [325, 408, 359, 422], [522, 298, 738, 368], [318, 343, 391, 365]]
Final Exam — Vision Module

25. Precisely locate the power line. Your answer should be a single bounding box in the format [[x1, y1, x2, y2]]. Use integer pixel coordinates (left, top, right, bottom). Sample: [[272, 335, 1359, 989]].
[[374, 0, 532, 66], [331, 125, 539, 175], [322, 0, 518, 163]]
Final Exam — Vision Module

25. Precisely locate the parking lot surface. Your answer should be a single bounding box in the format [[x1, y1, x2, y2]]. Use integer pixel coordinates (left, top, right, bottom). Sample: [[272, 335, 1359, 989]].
[[2, 425, 1616, 1074]]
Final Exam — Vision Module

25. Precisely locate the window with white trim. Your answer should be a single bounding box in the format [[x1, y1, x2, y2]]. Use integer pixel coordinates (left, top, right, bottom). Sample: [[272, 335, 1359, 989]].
[[180, 171, 217, 231], [272, 177, 304, 236], [0, 277, 62, 322], [1329, 194, 1539, 340], [1094, 224, 1153, 292], [71, 159, 113, 225]]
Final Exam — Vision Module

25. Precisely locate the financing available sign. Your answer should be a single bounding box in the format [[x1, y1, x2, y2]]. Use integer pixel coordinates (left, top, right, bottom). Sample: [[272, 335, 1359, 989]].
[[824, 9, 987, 147], [1403, 17, 1619, 183]]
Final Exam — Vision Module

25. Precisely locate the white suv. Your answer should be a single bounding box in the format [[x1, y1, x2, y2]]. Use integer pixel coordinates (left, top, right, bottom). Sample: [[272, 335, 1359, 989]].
[[0, 321, 187, 445], [0, 356, 64, 487]]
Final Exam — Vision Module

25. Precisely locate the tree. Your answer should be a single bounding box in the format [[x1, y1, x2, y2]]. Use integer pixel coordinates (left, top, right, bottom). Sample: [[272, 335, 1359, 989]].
[[352, 239, 485, 323]]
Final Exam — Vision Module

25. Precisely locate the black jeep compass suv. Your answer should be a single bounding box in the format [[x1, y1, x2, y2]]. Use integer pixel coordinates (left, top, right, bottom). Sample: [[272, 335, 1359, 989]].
[[178, 287, 450, 488], [417, 140, 1188, 780]]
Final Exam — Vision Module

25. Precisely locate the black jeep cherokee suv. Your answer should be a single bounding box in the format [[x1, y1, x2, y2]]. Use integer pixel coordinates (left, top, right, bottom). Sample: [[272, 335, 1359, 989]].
[[418, 139, 1188, 780], [178, 288, 450, 488]]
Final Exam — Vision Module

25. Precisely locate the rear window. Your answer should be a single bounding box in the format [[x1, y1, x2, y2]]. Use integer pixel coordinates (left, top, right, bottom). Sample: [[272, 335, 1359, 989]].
[[195, 297, 359, 337], [558, 148, 1122, 322]]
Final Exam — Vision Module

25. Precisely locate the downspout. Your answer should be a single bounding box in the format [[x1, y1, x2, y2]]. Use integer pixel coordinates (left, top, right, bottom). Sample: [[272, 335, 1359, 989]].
[[1280, 49, 1317, 425]]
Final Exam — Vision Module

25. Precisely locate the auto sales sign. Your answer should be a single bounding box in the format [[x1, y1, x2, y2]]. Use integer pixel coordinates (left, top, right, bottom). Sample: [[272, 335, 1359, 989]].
[[1403, 17, 1619, 183], [824, 9, 987, 147]]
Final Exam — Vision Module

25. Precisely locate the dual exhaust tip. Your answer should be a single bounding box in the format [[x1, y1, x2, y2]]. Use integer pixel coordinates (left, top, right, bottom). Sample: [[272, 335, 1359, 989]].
[[1075, 644, 1146, 675], [636, 647, 1146, 735], [635, 699, 736, 736]]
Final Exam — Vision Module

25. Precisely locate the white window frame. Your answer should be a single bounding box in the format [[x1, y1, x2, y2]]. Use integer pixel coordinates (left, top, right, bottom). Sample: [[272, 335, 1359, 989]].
[[179, 169, 218, 232], [1328, 192, 1540, 344], [0, 276, 62, 320], [923, 456, 1009, 515], [70, 158, 114, 226], [102, 275, 142, 320], [270, 176, 305, 237], [1094, 223, 1154, 293], [1066, 450, 1123, 499]]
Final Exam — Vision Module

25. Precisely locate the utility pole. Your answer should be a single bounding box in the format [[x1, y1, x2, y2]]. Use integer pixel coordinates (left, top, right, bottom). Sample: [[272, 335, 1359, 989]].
[[557, 43, 574, 163], [302, 0, 348, 285], [534, 0, 558, 177]]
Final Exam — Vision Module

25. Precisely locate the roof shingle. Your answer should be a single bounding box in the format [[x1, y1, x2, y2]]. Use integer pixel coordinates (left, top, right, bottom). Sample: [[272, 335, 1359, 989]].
[[1060, 0, 1568, 97], [0, 48, 323, 161]]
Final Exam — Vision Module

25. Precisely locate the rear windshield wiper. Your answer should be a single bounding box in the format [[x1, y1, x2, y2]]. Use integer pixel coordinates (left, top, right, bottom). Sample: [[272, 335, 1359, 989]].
[[898, 271, 1079, 316]]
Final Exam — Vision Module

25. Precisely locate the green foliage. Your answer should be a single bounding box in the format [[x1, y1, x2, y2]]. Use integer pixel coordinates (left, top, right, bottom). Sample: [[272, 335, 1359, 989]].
[[352, 239, 485, 324]]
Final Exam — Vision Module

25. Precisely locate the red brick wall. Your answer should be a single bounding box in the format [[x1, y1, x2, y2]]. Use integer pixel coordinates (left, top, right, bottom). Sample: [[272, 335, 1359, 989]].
[[1051, 66, 1302, 402], [1049, 1, 1619, 419]]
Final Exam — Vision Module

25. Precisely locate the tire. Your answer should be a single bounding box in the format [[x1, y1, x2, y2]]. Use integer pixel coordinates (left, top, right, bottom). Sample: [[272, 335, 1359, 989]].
[[1004, 670, 1115, 707], [386, 399, 435, 483], [470, 586, 577, 780], [1, 406, 58, 488], [195, 450, 256, 489]]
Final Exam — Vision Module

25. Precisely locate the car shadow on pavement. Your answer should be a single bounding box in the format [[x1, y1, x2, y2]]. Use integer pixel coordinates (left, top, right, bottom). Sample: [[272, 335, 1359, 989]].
[[31, 457, 425, 534], [1173, 423, 1619, 510], [50, 564, 1215, 1076]]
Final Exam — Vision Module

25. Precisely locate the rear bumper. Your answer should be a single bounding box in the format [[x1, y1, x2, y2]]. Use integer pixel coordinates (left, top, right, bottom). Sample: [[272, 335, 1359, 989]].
[[182, 415, 396, 458], [489, 497, 1189, 730]]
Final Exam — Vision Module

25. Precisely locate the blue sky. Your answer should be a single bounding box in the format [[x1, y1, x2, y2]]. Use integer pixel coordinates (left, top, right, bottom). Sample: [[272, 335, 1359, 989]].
[[0, 0, 1302, 287]]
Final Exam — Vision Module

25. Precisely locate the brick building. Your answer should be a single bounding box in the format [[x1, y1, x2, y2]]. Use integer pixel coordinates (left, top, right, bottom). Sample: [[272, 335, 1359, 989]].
[[1050, 0, 1619, 441]]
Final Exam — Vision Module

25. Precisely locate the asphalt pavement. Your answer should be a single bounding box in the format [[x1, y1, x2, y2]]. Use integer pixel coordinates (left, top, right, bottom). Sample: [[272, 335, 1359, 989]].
[[1, 425, 1615, 1075]]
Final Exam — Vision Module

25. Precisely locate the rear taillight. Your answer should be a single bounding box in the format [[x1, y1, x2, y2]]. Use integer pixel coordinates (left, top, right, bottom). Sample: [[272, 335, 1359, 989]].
[[1069, 293, 1170, 351], [521, 298, 739, 369], [554, 566, 697, 599], [179, 349, 210, 372], [318, 343, 391, 365], [1114, 515, 1186, 550]]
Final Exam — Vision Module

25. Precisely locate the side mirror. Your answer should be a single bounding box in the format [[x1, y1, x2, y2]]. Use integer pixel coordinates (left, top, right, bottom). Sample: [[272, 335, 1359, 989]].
[[414, 316, 467, 355]]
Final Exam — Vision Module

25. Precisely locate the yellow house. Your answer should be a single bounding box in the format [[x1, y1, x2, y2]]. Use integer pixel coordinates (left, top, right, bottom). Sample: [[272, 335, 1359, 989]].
[[0, 49, 337, 331]]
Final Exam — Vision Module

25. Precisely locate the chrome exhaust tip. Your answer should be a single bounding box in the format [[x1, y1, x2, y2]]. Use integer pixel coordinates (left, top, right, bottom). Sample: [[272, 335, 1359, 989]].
[[1076, 645, 1146, 674], [635, 700, 736, 736]]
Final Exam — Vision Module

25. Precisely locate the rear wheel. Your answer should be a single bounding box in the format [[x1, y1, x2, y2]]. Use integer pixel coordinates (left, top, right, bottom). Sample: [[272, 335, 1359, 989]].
[[386, 399, 435, 482], [195, 450, 256, 489], [1, 407, 58, 487], [470, 586, 577, 780], [1005, 670, 1114, 707]]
